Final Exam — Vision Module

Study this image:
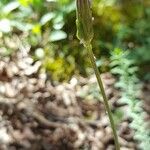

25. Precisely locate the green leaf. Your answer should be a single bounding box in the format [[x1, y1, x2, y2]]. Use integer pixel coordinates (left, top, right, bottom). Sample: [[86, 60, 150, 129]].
[[11, 21, 33, 31], [40, 13, 55, 25], [49, 30, 67, 42], [3, 1, 20, 14]]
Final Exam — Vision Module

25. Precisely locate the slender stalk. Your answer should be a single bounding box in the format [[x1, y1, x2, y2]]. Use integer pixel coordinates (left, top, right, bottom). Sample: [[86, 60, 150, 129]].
[[75, 1, 120, 149], [85, 43, 120, 150]]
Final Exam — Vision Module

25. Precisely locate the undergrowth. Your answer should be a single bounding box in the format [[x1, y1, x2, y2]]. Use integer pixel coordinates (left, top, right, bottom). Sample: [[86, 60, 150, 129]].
[[110, 48, 150, 150]]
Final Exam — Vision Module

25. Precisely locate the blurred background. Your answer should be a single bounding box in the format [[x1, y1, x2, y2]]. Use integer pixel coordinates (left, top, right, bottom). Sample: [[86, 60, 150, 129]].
[[0, 0, 150, 150]]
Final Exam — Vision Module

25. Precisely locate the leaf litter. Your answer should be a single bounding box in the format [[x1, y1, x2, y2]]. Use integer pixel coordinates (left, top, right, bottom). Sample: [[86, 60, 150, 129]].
[[0, 46, 148, 150]]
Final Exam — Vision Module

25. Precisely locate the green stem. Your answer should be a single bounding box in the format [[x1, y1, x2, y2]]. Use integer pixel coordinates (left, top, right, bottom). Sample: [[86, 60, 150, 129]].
[[85, 43, 120, 150]]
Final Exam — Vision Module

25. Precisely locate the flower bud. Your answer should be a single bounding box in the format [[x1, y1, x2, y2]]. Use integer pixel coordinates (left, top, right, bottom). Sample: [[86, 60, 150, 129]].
[[76, 0, 94, 45]]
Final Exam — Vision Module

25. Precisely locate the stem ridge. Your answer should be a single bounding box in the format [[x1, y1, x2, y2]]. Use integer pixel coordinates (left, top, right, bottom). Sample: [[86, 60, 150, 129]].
[[85, 43, 120, 150]]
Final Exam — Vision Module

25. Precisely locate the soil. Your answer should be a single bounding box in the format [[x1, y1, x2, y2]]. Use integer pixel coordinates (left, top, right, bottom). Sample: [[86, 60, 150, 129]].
[[0, 48, 149, 150]]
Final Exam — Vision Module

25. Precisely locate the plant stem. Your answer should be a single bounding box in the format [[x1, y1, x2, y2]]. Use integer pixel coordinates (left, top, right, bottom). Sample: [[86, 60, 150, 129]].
[[85, 43, 120, 150]]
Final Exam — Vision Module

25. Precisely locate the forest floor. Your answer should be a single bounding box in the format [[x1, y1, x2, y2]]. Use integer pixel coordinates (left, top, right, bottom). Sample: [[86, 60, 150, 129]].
[[0, 48, 149, 150]]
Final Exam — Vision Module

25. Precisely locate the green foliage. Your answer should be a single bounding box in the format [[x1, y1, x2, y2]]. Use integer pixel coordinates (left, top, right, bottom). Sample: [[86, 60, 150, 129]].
[[115, 5, 150, 62], [110, 48, 150, 150], [0, 0, 149, 81], [0, 0, 76, 81], [76, 0, 93, 45], [93, 0, 150, 77], [0, 0, 149, 147]]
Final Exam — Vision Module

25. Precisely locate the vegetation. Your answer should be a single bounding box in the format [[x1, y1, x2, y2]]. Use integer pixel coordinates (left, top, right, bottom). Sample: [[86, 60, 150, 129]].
[[0, 0, 149, 149], [110, 48, 150, 150], [76, 1, 120, 149], [0, 0, 149, 81]]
